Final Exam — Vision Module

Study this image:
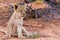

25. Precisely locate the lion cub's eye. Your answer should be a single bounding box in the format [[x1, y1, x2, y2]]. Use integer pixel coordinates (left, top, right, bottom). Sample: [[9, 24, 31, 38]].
[[20, 10, 22, 12]]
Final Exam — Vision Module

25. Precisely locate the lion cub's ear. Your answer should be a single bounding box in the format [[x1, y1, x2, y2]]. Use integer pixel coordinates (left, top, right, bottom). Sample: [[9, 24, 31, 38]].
[[14, 5, 18, 10]]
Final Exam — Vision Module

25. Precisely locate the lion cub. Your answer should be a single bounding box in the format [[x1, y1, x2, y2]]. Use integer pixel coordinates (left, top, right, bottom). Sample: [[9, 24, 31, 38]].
[[6, 3, 27, 38]]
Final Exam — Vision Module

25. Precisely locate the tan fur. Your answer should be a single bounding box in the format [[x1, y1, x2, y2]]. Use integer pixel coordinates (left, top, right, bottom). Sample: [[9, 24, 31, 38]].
[[6, 4, 30, 38]]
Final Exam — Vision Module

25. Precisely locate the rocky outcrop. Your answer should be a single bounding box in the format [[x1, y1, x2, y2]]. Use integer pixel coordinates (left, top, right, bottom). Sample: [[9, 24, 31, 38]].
[[49, 0, 60, 3], [45, 0, 60, 4]]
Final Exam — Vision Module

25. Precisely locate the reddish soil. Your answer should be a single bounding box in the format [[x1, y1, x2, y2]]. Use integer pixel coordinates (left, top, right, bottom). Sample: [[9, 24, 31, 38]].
[[0, 18, 60, 40], [0, 2, 60, 40]]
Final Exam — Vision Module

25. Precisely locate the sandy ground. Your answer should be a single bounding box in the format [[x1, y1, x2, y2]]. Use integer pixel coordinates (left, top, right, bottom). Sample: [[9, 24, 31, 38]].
[[0, 0, 60, 40], [0, 18, 60, 40]]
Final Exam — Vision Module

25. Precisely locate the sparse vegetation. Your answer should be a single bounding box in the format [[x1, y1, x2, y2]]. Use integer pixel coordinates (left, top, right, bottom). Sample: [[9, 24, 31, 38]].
[[32, 34, 40, 38], [0, 6, 9, 12], [33, 0, 44, 4]]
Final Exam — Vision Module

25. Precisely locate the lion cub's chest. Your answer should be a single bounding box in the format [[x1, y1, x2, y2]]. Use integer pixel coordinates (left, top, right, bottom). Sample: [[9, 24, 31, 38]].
[[14, 11, 22, 19]]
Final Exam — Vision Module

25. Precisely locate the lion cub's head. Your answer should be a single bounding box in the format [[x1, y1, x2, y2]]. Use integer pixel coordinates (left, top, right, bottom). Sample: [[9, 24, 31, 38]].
[[14, 4, 26, 18]]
